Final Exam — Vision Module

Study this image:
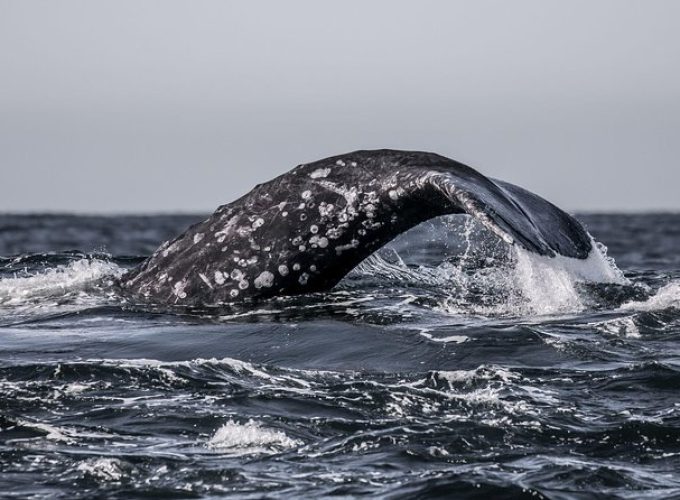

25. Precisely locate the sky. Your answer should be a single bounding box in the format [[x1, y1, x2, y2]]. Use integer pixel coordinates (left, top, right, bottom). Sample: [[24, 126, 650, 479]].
[[1, 0, 678, 213]]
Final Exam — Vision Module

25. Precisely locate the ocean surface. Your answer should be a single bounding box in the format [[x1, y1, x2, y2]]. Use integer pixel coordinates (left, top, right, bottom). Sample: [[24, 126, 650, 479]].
[[1, 212, 680, 499]]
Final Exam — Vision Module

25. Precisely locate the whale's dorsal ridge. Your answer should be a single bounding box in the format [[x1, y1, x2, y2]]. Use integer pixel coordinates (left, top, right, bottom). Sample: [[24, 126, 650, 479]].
[[120, 150, 592, 305]]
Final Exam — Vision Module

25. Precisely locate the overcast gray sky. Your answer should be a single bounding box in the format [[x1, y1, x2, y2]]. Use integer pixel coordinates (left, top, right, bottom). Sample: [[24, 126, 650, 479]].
[[1, 0, 678, 213]]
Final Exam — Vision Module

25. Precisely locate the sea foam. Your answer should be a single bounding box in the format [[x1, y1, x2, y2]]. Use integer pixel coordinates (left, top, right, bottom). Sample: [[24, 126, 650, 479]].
[[0, 258, 123, 306], [208, 419, 301, 455]]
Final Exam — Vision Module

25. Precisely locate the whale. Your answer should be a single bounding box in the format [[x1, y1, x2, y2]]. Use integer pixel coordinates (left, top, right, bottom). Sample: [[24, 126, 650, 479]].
[[119, 149, 592, 305]]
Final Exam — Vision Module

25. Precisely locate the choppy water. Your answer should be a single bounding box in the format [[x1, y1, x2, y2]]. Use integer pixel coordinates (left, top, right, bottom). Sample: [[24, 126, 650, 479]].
[[2, 213, 680, 499]]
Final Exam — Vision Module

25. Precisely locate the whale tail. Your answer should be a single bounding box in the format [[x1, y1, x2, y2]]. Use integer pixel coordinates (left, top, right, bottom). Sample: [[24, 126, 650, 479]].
[[120, 150, 593, 304]]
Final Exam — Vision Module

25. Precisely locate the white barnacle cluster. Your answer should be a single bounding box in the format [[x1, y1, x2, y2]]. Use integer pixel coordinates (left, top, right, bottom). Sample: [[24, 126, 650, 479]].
[[309, 167, 331, 179], [388, 186, 405, 201], [162, 241, 181, 258], [359, 191, 381, 224], [214, 270, 226, 285], [309, 235, 329, 248], [326, 227, 343, 239], [226, 213, 273, 259], [233, 213, 264, 245], [254, 270, 275, 289], [334, 158, 358, 168], [318, 202, 334, 218], [230, 251, 258, 268], [214, 215, 240, 244], [207, 268, 248, 297], [236, 224, 253, 238], [292, 180, 381, 254], [361, 218, 383, 231], [311, 181, 392, 257], [200, 256, 282, 297], [333, 188, 386, 245], [173, 279, 187, 299]]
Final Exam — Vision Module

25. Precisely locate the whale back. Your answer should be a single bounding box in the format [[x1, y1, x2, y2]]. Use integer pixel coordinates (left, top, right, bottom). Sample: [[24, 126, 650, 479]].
[[120, 150, 592, 305]]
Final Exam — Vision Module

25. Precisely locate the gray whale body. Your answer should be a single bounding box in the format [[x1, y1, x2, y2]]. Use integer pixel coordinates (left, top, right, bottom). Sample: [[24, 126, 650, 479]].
[[120, 150, 592, 305]]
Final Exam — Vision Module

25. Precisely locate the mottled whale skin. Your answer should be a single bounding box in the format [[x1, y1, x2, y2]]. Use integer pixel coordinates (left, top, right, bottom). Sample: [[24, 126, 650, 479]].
[[120, 149, 592, 305]]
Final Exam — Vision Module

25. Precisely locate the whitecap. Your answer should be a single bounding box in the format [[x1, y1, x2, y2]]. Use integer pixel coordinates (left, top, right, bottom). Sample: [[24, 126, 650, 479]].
[[207, 419, 301, 455], [76, 458, 126, 481]]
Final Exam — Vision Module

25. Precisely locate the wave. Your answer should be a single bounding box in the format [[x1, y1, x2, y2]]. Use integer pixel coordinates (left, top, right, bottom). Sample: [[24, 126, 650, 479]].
[[4, 352, 680, 496]]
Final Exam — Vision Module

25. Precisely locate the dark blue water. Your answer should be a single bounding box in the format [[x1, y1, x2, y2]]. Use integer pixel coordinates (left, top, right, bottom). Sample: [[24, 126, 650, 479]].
[[1, 213, 680, 499]]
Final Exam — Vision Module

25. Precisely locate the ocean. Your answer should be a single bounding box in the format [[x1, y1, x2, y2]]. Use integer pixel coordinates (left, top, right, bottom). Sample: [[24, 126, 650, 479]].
[[1, 212, 680, 499]]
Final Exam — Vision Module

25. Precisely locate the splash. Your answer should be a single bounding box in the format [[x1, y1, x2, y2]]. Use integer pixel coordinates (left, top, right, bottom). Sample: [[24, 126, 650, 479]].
[[446, 241, 624, 316], [352, 217, 627, 317], [0, 258, 123, 306], [501, 240, 627, 316]]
